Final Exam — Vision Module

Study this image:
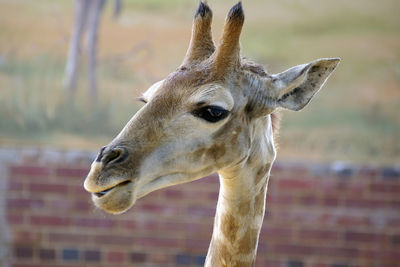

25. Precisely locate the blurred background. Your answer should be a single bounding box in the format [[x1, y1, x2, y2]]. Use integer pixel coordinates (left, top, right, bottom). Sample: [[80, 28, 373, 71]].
[[1, 0, 399, 164], [1, 0, 399, 266]]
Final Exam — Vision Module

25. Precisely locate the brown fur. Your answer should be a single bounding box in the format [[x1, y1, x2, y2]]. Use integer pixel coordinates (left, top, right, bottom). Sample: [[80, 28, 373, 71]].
[[183, 1, 215, 65], [238, 200, 251, 216], [208, 143, 227, 161], [254, 163, 271, 186], [221, 213, 239, 243], [238, 228, 258, 254], [214, 2, 244, 78]]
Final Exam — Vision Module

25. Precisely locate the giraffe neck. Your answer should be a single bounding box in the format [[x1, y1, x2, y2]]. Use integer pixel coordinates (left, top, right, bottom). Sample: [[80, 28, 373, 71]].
[[205, 116, 275, 267]]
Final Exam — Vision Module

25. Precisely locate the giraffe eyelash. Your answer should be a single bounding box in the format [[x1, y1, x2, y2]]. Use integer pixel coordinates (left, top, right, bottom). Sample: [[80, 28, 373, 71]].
[[137, 96, 147, 104]]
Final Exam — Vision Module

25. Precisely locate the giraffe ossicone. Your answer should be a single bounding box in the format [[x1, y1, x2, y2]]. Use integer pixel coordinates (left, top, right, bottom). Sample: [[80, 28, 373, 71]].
[[84, 1, 339, 265]]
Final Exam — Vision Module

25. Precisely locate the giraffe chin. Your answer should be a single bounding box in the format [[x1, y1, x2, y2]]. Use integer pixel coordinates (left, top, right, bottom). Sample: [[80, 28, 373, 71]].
[[91, 181, 136, 214]]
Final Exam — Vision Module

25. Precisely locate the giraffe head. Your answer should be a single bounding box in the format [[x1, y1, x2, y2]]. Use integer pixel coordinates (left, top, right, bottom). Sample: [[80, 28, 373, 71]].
[[84, 2, 339, 214]]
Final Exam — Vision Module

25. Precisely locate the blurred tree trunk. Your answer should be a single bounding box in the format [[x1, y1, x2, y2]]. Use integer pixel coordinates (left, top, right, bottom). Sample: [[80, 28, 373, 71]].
[[113, 0, 122, 18], [64, 0, 90, 101], [64, 0, 120, 103], [86, 0, 106, 102]]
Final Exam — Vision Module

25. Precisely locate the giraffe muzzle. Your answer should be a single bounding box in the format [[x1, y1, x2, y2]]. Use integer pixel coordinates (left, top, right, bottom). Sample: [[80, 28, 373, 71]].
[[93, 180, 132, 198]]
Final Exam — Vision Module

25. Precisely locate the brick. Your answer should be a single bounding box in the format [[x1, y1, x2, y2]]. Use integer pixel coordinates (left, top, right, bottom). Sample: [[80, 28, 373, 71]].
[[12, 264, 43, 267], [309, 164, 331, 177], [150, 253, 172, 263], [159, 221, 207, 233], [73, 201, 92, 212], [335, 215, 368, 226], [195, 173, 218, 184], [298, 229, 338, 241], [120, 220, 137, 230], [137, 203, 165, 212], [83, 250, 101, 262], [10, 165, 51, 177], [39, 248, 56, 261], [14, 246, 34, 259], [48, 233, 89, 243], [261, 225, 293, 240], [62, 248, 79, 261], [29, 183, 68, 194], [345, 231, 385, 243], [7, 214, 24, 224], [358, 165, 379, 177], [392, 200, 400, 209], [130, 252, 147, 263], [8, 181, 23, 191], [344, 182, 365, 195], [382, 167, 400, 180], [321, 196, 340, 207], [13, 231, 42, 244], [193, 255, 206, 266], [345, 198, 389, 209], [94, 235, 134, 245], [272, 244, 314, 255], [186, 205, 215, 217], [369, 183, 400, 194], [70, 184, 87, 195], [287, 260, 304, 267], [136, 237, 179, 248], [73, 217, 115, 228], [391, 234, 400, 245], [7, 198, 44, 209], [176, 254, 192, 265], [277, 178, 315, 190], [315, 247, 358, 258], [267, 194, 294, 205], [49, 199, 72, 211], [185, 239, 211, 251], [30, 215, 70, 226], [298, 195, 318, 205], [310, 263, 329, 267], [164, 188, 184, 198], [388, 217, 400, 227], [55, 167, 89, 178], [261, 259, 284, 267], [107, 251, 125, 263]]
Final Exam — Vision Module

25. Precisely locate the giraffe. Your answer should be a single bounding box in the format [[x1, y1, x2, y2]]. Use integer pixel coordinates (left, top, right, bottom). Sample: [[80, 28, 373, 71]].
[[84, 2, 339, 266]]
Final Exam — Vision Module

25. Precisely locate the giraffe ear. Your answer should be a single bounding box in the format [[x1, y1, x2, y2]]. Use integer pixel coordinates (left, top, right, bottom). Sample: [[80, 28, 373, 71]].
[[272, 58, 340, 111]]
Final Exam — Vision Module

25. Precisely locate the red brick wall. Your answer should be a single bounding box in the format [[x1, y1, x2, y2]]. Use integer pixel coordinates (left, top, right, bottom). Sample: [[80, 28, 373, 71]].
[[2, 147, 400, 267]]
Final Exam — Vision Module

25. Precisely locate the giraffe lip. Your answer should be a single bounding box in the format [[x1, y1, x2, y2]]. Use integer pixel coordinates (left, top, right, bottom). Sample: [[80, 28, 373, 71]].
[[94, 180, 132, 198]]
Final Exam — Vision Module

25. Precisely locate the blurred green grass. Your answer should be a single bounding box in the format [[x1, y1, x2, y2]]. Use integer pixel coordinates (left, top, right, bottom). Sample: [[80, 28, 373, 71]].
[[0, 0, 399, 164]]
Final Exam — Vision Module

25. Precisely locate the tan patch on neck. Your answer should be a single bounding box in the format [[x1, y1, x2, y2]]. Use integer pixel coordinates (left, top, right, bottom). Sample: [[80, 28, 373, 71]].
[[254, 163, 271, 186], [208, 241, 231, 267], [233, 261, 254, 267], [193, 147, 207, 159], [238, 228, 259, 254], [221, 213, 239, 243], [238, 200, 251, 216], [208, 143, 226, 161]]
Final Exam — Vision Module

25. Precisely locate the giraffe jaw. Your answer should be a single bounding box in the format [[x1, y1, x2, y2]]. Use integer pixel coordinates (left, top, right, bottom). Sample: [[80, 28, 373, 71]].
[[91, 180, 136, 214]]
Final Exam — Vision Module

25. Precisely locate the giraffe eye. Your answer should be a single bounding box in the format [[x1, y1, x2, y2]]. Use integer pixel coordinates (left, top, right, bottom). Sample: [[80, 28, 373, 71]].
[[192, 106, 229, 123]]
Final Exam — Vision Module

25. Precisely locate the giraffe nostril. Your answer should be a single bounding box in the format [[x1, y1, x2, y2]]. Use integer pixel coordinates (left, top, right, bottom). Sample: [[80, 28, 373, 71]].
[[102, 147, 128, 166]]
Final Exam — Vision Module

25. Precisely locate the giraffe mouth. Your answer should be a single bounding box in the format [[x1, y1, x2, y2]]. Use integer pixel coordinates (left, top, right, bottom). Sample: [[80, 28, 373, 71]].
[[93, 180, 132, 198]]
